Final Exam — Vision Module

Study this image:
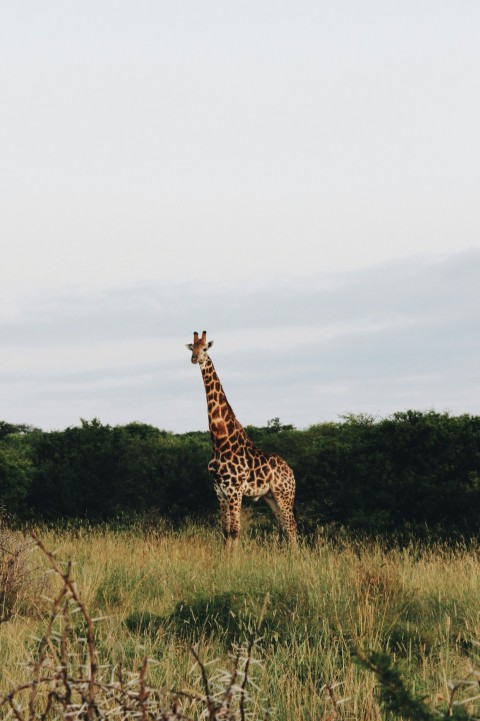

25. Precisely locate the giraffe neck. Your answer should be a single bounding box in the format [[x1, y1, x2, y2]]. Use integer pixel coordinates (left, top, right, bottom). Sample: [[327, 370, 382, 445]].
[[200, 356, 251, 452]]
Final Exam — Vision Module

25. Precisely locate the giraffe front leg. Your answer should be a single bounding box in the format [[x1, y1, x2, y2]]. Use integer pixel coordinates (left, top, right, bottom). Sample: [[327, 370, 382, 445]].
[[211, 464, 232, 546], [215, 486, 239, 549], [229, 495, 242, 549], [213, 467, 243, 550], [220, 494, 242, 552], [265, 493, 297, 543]]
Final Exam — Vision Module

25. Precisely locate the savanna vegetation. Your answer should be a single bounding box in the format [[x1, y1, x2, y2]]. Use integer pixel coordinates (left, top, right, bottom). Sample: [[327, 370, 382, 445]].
[[1, 411, 480, 536], [2, 525, 480, 719], [1, 411, 480, 719]]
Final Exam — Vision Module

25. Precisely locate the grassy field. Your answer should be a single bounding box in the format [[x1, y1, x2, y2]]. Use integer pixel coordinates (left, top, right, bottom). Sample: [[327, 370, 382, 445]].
[[2, 522, 480, 719]]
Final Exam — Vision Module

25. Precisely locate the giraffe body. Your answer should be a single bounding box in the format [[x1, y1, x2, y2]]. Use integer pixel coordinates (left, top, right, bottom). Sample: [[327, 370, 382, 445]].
[[186, 331, 297, 547]]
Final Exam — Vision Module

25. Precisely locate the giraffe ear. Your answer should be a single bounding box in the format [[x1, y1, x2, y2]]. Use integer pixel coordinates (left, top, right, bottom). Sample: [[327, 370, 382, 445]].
[[185, 343, 194, 351], [207, 340, 214, 349]]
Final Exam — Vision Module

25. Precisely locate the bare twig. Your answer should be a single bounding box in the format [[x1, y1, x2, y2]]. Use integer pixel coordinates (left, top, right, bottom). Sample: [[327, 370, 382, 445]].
[[2, 533, 265, 721], [28, 574, 70, 718], [324, 683, 339, 720], [30, 532, 99, 720], [239, 638, 255, 721], [190, 645, 217, 718]]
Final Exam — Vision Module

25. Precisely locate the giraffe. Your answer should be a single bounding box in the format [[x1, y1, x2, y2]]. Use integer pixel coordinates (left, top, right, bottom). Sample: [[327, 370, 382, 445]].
[[186, 330, 297, 548]]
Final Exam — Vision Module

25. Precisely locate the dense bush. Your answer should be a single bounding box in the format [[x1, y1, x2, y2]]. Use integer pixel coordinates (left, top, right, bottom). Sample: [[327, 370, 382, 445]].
[[248, 411, 480, 535], [0, 412, 479, 534]]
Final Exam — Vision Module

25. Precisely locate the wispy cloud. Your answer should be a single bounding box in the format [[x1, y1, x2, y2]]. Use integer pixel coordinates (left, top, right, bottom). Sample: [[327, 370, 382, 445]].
[[1, 250, 479, 430]]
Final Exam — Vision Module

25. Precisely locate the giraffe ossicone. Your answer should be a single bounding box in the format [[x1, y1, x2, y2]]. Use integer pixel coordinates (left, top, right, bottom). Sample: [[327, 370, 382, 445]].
[[186, 330, 297, 548]]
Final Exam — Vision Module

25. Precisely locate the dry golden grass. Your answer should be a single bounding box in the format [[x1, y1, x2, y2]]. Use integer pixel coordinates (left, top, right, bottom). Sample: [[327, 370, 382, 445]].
[[1, 523, 480, 719]]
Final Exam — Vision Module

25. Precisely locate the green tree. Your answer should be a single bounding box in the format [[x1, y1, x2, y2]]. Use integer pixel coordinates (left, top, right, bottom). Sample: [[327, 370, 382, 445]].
[[0, 432, 33, 515]]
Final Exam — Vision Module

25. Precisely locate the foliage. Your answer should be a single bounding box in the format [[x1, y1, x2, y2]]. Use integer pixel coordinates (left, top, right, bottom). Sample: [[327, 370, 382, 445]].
[[0, 434, 34, 514], [356, 651, 434, 720], [0, 412, 479, 535], [357, 650, 479, 720], [159, 589, 297, 647], [250, 411, 480, 536], [23, 420, 213, 521]]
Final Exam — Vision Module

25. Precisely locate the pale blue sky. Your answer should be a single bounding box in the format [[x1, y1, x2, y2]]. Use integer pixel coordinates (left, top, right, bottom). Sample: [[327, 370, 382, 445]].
[[1, 2, 479, 430]]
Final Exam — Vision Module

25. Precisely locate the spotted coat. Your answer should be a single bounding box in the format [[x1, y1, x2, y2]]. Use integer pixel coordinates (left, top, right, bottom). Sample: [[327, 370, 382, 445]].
[[186, 331, 297, 547]]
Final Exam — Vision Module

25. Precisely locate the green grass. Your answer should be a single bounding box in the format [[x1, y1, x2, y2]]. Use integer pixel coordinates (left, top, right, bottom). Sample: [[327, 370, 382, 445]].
[[2, 523, 480, 718]]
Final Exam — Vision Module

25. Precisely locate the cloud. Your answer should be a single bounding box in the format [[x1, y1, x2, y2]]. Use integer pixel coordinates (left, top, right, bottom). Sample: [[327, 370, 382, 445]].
[[1, 250, 479, 430]]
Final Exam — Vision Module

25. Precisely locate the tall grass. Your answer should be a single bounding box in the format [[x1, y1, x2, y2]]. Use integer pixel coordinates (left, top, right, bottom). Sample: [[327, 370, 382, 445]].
[[1, 523, 480, 718]]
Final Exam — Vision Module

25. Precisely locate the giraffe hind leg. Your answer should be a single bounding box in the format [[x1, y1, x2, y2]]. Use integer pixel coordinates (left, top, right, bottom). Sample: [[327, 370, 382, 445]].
[[263, 493, 283, 526], [264, 491, 297, 543]]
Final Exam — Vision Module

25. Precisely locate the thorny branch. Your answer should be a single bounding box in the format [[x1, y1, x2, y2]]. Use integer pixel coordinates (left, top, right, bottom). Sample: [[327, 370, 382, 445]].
[[0, 533, 265, 721]]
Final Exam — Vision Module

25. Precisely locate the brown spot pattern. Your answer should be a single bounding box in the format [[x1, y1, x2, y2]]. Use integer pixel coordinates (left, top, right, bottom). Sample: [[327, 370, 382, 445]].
[[188, 331, 297, 547]]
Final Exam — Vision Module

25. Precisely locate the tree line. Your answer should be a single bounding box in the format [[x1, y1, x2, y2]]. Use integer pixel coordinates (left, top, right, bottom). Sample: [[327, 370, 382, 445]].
[[0, 411, 479, 535]]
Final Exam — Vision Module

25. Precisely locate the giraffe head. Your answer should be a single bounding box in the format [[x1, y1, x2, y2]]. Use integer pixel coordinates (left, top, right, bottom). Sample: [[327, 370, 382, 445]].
[[185, 330, 214, 365]]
